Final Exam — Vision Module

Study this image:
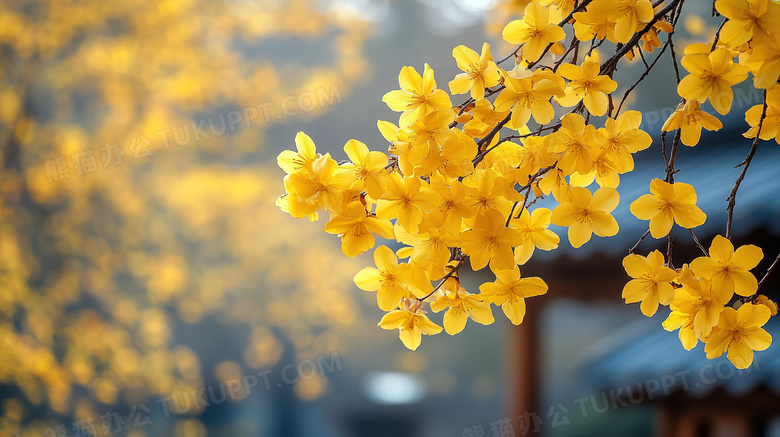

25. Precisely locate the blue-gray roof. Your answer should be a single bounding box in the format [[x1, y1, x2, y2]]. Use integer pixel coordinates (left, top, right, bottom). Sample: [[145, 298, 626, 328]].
[[578, 312, 780, 398]]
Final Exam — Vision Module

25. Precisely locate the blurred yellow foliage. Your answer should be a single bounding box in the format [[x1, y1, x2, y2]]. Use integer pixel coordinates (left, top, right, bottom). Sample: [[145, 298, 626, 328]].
[[0, 0, 372, 433]]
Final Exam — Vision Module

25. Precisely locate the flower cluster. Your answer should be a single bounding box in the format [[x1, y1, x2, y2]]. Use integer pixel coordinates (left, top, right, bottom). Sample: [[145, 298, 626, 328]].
[[278, 0, 778, 360], [623, 236, 774, 369], [662, 0, 780, 145]]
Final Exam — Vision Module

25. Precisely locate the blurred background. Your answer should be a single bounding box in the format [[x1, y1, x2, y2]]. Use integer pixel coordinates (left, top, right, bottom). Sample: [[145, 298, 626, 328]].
[[1, 1, 779, 436]]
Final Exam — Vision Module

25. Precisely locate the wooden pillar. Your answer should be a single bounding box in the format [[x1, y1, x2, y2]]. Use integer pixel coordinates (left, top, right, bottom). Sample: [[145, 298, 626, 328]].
[[509, 302, 541, 430], [713, 414, 750, 437], [656, 406, 677, 437]]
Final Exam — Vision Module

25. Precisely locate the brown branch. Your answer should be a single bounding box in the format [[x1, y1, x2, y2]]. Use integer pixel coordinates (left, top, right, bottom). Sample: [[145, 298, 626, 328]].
[[689, 229, 708, 256], [629, 230, 651, 254], [664, 130, 681, 183], [599, 0, 683, 77], [757, 252, 780, 291], [616, 33, 673, 115], [710, 19, 726, 51], [471, 113, 513, 167], [449, 86, 506, 129], [726, 90, 767, 240], [497, 46, 522, 66], [661, 130, 669, 168], [638, 46, 650, 70], [417, 256, 466, 302], [505, 163, 557, 226], [669, 34, 681, 84], [553, 39, 580, 72]]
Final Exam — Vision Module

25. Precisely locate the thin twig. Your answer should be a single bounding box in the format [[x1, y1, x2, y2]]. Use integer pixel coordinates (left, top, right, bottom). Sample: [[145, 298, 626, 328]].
[[668, 35, 681, 84], [757, 252, 780, 291], [505, 164, 557, 226], [553, 39, 580, 72], [689, 229, 708, 256], [497, 46, 522, 66], [711, 19, 726, 51], [726, 91, 767, 239], [616, 35, 673, 115], [629, 230, 651, 254], [417, 257, 466, 302], [665, 130, 681, 183], [499, 124, 561, 144], [507, 184, 534, 227], [661, 130, 669, 168], [638, 47, 650, 70]]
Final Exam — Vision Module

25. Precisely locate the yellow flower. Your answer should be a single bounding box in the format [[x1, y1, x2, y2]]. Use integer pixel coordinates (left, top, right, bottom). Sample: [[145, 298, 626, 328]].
[[378, 300, 443, 351], [663, 265, 732, 348], [275, 193, 318, 223], [283, 153, 354, 218], [376, 172, 440, 233], [277, 131, 318, 174], [663, 310, 700, 350], [449, 42, 501, 100], [395, 110, 452, 176], [630, 179, 707, 238], [622, 250, 677, 316], [756, 295, 779, 315], [583, 147, 622, 188], [354, 245, 432, 311], [572, 10, 616, 42], [463, 169, 515, 218], [536, 165, 570, 202], [705, 303, 772, 369], [569, 143, 622, 189], [555, 59, 618, 116], [427, 177, 476, 236], [514, 136, 558, 180], [690, 235, 763, 297], [547, 113, 599, 176], [661, 99, 723, 147], [431, 286, 495, 335], [494, 71, 565, 129], [502, 2, 566, 63], [715, 0, 780, 46], [551, 186, 620, 248], [395, 225, 456, 281], [478, 266, 548, 325], [461, 210, 524, 271], [402, 103, 455, 148], [638, 20, 673, 55], [478, 141, 524, 184], [342, 139, 388, 200], [425, 129, 476, 179], [325, 202, 395, 257], [594, 150, 623, 188], [744, 86, 780, 144], [677, 47, 748, 115], [597, 110, 652, 173], [510, 207, 560, 265], [587, 0, 654, 43], [463, 99, 511, 137], [540, 0, 576, 15], [745, 34, 780, 90], [382, 64, 453, 127]]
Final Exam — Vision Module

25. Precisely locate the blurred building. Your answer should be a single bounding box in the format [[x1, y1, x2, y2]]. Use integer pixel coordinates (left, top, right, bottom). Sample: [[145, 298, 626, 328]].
[[582, 315, 780, 437], [512, 124, 780, 437]]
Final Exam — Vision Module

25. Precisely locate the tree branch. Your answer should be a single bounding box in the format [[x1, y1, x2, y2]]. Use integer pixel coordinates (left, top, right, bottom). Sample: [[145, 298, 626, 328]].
[[726, 91, 767, 240]]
